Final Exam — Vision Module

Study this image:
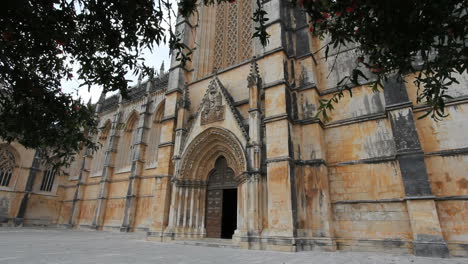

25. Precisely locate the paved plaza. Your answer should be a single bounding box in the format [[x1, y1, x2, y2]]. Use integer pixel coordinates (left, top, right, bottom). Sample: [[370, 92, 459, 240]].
[[0, 228, 467, 264]]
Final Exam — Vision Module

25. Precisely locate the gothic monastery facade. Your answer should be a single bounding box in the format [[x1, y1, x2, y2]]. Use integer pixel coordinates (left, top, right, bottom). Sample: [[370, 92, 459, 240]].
[[1, 0, 468, 258]]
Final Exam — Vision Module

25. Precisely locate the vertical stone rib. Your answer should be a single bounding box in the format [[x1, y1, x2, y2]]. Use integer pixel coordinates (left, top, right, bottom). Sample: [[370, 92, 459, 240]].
[[68, 150, 88, 227], [92, 103, 122, 230], [199, 187, 207, 234], [188, 186, 195, 231], [182, 186, 189, 228], [15, 149, 41, 225], [167, 183, 179, 229], [193, 187, 200, 233], [383, 73, 449, 258], [121, 87, 153, 232]]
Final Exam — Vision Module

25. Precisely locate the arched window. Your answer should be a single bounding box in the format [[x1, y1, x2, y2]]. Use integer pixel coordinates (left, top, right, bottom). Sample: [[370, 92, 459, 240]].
[[0, 146, 16, 187], [40, 168, 56, 192], [115, 112, 139, 172], [145, 103, 164, 168], [90, 120, 111, 177]]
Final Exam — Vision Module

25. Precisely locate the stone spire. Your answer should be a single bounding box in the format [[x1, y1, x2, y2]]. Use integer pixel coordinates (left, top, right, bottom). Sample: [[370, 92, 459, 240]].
[[177, 83, 191, 110], [95, 89, 107, 113], [146, 68, 155, 93], [247, 56, 261, 88], [159, 62, 165, 77], [137, 72, 143, 87]]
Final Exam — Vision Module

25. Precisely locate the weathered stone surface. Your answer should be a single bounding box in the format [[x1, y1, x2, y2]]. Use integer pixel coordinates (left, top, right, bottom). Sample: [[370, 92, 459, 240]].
[[1, 0, 467, 257]]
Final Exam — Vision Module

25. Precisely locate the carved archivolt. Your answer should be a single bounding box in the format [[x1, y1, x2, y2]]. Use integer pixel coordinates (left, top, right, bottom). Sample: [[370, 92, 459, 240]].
[[0, 145, 18, 187], [177, 127, 247, 184]]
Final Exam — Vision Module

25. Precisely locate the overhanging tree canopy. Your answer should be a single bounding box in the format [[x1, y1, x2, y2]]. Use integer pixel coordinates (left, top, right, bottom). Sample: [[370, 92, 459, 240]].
[[0, 0, 466, 167]]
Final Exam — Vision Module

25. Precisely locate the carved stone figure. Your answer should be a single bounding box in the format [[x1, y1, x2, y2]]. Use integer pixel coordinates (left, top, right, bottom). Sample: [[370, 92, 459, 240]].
[[301, 94, 316, 119], [201, 81, 225, 125]]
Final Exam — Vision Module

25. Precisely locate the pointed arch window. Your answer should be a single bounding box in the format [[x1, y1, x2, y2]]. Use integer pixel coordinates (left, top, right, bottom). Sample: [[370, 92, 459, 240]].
[[116, 112, 139, 172], [0, 146, 16, 187], [90, 120, 111, 177], [145, 104, 164, 168], [213, 0, 252, 71], [39, 168, 56, 192]]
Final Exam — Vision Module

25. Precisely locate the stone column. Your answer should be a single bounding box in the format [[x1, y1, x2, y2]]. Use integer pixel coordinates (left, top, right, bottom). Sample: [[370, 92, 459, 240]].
[[14, 149, 41, 226], [192, 184, 202, 236], [263, 83, 298, 251], [70, 92, 106, 227], [383, 73, 449, 257], [237, 59, 265, 246], [120, 80, 153, 232], [92, 95, 123, 230], [166, 183, 177, 227], [188, 185, 195, 235], [198, 185, 207, 236], [68, 149, 89, 227], [147, 9, 193, 240]]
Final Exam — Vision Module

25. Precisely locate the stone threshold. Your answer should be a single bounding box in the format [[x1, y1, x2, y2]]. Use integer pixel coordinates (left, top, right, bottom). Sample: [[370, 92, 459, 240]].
[[170, 238, 240, 249]]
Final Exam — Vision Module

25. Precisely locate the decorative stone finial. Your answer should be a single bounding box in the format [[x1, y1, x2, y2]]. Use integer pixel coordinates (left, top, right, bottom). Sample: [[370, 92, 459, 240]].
[[95, 90, 107, 113], [247, 56, 261, 88], [146, 68, 155, 93], [177, 83, 191, 110], [159, 62, 165, 77], [137, 72, 143, 87], [97, 90, 106, 105], [149, 67, 155, 80]]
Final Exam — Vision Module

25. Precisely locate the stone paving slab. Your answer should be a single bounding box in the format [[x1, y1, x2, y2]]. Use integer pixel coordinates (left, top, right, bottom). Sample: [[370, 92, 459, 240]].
[[0, 228, 467, 264]]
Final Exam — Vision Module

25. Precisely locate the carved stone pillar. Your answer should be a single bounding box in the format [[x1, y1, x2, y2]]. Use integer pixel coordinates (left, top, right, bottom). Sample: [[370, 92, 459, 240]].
[[120, 80, 153, 232], [92, 95, 123, 230], [68, 149, 89, 227], [232, 58, 266, 248], [14, 149, 41, 226], [383, 73, 449, 257]]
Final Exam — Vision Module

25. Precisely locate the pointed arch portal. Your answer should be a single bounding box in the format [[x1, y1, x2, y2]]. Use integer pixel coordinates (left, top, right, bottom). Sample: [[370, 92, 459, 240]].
[[166, 127, 247, 239]]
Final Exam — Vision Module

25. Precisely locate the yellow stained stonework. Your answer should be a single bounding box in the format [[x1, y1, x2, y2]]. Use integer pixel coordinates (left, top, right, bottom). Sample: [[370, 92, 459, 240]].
[[0, 0, 467, 258]]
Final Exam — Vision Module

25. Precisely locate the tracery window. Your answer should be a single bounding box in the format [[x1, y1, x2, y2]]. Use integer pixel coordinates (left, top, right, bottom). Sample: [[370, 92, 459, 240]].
[[40, 168, 56, 192], [90, 120, 111, 177], [145, 104, 164, 168], [116, 112, 139, 171], [213, 0, 252, 71], [0, 146, 16, 187]]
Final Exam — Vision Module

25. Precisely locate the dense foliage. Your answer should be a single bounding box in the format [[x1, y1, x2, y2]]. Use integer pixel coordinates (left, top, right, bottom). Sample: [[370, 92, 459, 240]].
[[297, 0, 467, 120], [0, 0, 466, 167], [0, 0, 178, 166]]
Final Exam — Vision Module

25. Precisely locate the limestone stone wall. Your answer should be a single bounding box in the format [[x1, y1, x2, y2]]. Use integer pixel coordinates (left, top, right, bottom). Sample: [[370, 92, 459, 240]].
[[1, 0, 467, 258]]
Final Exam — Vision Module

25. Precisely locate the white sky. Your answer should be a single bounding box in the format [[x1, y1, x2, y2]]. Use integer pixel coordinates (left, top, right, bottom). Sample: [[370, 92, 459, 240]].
[[61, 0, 178, 103], [61, 42, 171, 104]]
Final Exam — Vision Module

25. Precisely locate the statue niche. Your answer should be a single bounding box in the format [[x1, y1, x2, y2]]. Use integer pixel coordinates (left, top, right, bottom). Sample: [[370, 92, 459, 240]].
[[201, 82, 225, 125]]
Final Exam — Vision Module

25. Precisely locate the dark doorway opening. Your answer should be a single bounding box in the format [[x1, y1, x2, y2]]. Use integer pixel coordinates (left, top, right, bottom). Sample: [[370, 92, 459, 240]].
[[221, 188, 237, 239], [206, 156, 238, 239]]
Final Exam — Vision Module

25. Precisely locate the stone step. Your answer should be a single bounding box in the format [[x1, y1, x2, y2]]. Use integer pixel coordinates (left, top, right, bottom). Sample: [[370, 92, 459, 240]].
[[171, 238, 240, 249]]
